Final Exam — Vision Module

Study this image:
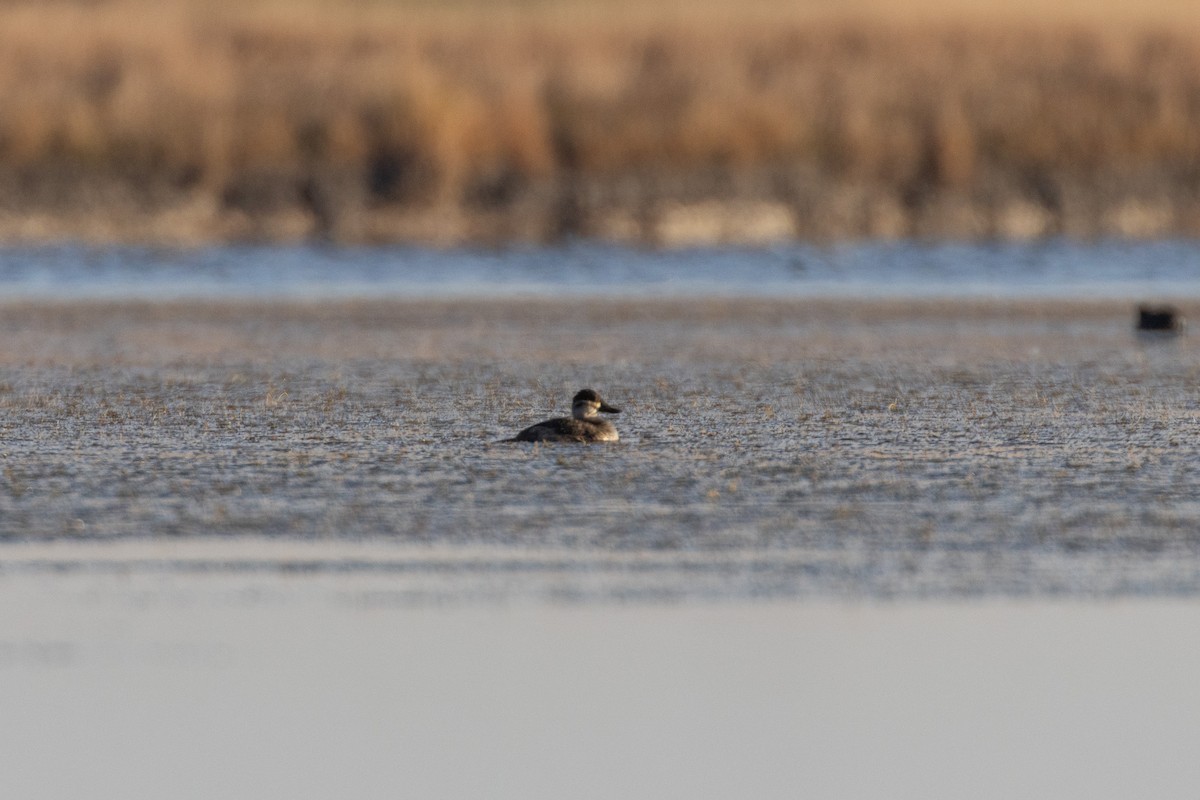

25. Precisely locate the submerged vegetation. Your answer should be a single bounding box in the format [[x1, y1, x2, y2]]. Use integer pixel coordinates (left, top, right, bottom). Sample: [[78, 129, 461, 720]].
[[1, 0, 1200, 244]]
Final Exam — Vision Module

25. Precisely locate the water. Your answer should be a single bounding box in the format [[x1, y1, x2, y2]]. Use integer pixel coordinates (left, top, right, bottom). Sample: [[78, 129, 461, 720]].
[[3, 293, 1198, 598], [3, 587, 1198, 800], [3, 240, 1200, 798], [0, 238, 1197, 300], [2, 242, 1198, 597]]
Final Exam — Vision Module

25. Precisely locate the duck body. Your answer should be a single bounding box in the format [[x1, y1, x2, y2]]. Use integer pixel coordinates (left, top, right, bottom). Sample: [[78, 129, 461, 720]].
[[505, 388, 621, 443], [512, 415, 620, 443]]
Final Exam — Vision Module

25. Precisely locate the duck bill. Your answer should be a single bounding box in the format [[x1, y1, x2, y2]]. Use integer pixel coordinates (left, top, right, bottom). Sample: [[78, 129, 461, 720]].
[[599, 402, 621, 414]]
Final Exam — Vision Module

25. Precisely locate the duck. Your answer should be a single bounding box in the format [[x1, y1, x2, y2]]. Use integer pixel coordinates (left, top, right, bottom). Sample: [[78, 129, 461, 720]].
[[503, 388, 621, 443]]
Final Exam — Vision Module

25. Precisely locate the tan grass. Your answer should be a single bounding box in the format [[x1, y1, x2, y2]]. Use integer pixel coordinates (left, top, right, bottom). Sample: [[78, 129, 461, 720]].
[[0, 0, 1199, 242]]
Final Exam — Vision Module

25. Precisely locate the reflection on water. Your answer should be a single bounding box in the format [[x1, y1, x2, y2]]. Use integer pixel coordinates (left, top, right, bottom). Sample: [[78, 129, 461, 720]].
[[0, 239, 1198, 299]]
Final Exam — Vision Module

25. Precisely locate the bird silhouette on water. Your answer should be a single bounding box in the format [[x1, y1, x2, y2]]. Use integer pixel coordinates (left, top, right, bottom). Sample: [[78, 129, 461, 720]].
[[502, 388, 621, 443]]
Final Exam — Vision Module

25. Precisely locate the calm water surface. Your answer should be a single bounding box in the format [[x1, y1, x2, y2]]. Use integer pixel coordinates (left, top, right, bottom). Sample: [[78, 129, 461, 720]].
[[0, 239, 1197, 299]]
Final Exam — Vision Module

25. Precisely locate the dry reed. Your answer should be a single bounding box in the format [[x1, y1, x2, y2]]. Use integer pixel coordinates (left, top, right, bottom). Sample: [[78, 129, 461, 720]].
[[0, 0, 1198, 243]]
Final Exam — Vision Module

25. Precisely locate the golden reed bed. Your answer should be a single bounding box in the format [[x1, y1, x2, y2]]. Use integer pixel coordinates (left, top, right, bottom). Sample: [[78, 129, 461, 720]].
[[1, 0, 1199, 244]]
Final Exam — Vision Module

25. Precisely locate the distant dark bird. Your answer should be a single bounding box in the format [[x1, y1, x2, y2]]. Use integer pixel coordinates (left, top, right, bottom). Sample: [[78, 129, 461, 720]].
[[503, 388, 621, 443], [1137, 304, 1184, 335]]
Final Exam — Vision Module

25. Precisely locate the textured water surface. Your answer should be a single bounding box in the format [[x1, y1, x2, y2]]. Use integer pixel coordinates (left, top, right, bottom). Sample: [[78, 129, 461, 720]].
[[1, 297, 1198, 600]]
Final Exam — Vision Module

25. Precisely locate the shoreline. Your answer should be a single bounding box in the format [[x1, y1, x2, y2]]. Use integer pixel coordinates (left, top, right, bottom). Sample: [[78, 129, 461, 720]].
[[3, 168, 1198, 247]]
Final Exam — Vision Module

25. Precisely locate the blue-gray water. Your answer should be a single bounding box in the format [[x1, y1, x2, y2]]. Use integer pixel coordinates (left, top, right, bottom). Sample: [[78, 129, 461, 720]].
[[3, 240, 1200, 599], [0, 239, 1197, 299], [5, 241, 1200, 800]]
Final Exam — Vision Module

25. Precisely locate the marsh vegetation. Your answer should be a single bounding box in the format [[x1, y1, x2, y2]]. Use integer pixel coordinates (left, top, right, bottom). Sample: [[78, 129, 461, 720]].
[[2, 0, 1200, 243]]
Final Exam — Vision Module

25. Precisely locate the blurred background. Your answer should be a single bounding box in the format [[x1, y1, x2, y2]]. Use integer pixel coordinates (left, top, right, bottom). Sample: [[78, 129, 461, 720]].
[[2, 0, 1198, 247]]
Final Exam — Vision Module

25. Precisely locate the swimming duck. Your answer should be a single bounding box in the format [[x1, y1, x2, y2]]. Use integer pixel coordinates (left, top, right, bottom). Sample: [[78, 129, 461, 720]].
[[504, 388, 621, 443]]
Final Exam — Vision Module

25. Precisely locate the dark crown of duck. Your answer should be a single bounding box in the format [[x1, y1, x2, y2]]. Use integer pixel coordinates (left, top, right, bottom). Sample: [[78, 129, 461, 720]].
[[574, 388, 620, 413]]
